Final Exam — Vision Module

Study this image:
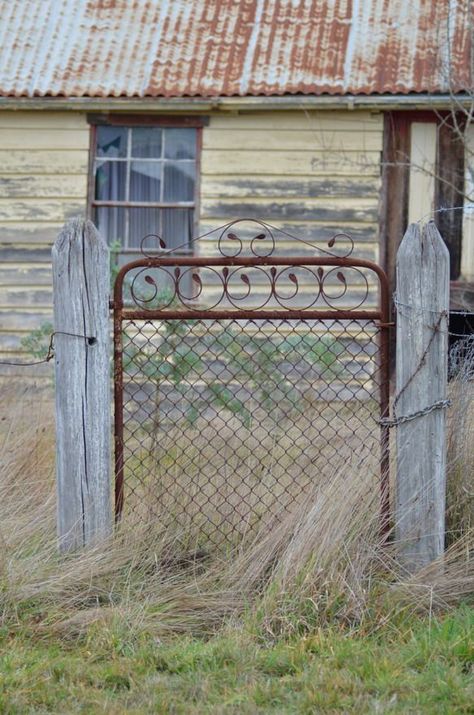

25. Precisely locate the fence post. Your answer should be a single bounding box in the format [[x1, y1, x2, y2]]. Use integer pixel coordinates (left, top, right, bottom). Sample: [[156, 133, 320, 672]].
[[52, 218, 111, 552], [395, 221, 449, 571]]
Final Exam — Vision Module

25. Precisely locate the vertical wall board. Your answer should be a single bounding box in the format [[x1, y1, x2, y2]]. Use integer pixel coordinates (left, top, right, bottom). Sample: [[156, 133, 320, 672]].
[[408, 123, 437, 224], [462, 125, 474, 282], [379, 112, 411, 297], [435, 123, 465, 281]]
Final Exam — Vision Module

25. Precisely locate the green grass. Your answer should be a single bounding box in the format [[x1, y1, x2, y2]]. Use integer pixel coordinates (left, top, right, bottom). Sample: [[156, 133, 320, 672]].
[[0, 608, 472, 713]]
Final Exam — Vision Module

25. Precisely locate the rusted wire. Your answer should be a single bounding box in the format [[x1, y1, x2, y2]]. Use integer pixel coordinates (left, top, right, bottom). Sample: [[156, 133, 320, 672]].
[[0, 331, 97, 367], [393, 311, 448, 408]]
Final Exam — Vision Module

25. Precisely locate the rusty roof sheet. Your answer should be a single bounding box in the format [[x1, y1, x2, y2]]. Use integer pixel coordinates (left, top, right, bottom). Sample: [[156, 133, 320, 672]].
[[0, 0, 471, 98]]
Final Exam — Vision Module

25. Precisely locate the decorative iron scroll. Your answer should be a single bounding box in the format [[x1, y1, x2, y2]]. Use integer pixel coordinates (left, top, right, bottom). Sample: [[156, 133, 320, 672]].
[[139, 219, 355, 259], [128, 263, 372, 313], [117, 219, 382, 314]]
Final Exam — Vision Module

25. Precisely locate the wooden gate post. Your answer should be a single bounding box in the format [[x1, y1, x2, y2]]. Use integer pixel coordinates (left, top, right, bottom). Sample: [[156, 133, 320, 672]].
[[52, 218, 111, 552], [395, 221, 450, 571]]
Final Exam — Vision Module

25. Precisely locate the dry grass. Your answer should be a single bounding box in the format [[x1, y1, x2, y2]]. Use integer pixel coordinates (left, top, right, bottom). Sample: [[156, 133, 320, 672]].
[[122, 399, 380, 547], [447, 340, 474, 541], [0, 374, 473, 646]]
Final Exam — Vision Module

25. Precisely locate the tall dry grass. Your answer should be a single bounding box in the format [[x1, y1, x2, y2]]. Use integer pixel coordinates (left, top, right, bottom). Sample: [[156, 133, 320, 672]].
[[447, 336, 474, 541], [0, 369, 473, 643]]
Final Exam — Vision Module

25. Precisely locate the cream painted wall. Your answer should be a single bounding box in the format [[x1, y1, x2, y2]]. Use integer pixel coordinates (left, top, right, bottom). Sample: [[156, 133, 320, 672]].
[[408, 122, 437, 224], [200, 110, 383, 258], [462, 125, 474, 281], [0, 111, 89, 374]]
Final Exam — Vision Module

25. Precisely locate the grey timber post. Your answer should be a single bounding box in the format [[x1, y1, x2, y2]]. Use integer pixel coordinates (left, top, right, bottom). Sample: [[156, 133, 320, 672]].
[[395, 221, 450, 571], [52, 218, 111, 552]]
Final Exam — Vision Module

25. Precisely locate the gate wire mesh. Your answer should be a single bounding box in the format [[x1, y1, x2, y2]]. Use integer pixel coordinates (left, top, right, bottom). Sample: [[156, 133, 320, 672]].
[[120, 316, 385, 547]]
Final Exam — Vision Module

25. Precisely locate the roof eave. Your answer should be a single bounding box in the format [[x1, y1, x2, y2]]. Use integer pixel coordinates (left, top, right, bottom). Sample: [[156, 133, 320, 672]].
[[0, 94, 471, 112]]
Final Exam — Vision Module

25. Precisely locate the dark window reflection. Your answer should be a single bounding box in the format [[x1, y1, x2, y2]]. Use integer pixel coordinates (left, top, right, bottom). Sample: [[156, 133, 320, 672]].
[[96, 206, 126, 245], [128, 208, 193, 250], [94, 126, 197, 250], [162, 208, 193, 249], [97, 127, 127, 158], [129, 208, 161, 248]]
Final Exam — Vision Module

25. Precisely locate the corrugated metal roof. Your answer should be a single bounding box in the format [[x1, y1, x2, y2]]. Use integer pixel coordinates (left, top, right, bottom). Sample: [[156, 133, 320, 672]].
[[0, 0, 471, 98]]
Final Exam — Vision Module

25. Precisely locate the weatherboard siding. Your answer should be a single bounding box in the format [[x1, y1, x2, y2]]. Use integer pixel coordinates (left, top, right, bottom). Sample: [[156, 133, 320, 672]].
[[0, 109, 383, 376], [198, 111, 383, 328], [0, 111, 89, 374], [200, 110, 382, 251]]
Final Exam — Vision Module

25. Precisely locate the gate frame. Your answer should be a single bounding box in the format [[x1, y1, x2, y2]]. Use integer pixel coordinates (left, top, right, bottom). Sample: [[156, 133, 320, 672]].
[[113, 242, 391, 533]]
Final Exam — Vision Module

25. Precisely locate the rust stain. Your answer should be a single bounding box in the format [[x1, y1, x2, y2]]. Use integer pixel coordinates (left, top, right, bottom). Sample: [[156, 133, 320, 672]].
[[0, 0, 471, 98]]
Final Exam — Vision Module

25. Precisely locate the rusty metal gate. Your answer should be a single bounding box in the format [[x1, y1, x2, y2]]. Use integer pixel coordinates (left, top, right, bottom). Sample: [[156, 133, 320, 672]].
[[113, 220, 391, 545]]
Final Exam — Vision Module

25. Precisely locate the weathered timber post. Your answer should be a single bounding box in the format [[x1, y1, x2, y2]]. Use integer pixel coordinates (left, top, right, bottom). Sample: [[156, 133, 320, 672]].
[[395, 221, 449, 571], [53, 218, 111, 551]]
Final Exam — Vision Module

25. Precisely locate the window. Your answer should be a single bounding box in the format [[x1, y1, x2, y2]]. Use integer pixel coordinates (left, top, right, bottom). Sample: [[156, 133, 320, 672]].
[[91, 124, 198, 252]]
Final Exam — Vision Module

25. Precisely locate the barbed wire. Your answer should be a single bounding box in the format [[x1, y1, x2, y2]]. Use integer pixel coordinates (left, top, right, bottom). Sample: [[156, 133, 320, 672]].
[[0, 331, 97, 367], [393, 310, 448, 409], [417, 204, 474, 224], [384, 295, 474, 428], [393, 296, 474, 317], [393, 297, 474, 338]]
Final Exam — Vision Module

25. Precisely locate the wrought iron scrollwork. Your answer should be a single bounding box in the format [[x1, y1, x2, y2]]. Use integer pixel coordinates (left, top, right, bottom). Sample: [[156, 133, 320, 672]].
[[138, 218, 355, 259], [123, 219, 375, 313]]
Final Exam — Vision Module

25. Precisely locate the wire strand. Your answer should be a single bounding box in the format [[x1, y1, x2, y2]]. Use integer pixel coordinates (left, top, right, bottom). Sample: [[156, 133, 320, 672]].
[[0, 331, 97, 367], [416, 204, 474, 225]]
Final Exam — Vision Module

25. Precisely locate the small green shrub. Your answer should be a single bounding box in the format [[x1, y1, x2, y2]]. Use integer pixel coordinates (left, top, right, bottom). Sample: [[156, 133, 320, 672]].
[[124, 305, 346, 432], [20, 322, 54, 361]]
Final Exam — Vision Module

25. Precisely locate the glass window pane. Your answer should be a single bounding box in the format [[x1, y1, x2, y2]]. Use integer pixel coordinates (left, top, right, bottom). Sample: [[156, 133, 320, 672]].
[[164, 128, 196, 159], [128, 208, 193, 250], [95, 160, 127, 201], [162, 208, 194, 249], [129, 207, 161, 248], [131, 127, 162, 158], [95, 206, 127, 246], [163, 162, 195, 202], [130, 161, 162, 202], [97, 126, 127, 158]]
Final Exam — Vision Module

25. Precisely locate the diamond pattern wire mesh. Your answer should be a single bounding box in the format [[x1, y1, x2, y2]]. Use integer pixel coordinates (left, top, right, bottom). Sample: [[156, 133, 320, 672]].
[[120, 315, 384, 547]]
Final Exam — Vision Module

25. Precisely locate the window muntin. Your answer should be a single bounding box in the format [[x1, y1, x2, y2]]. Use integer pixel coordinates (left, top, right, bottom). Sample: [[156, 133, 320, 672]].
[[93, 126, 197, 251]]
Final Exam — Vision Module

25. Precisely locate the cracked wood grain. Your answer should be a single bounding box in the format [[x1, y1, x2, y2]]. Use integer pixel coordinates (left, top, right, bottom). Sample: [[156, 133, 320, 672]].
[[395, 221, 449, 571], [53, 218, 111, 552]]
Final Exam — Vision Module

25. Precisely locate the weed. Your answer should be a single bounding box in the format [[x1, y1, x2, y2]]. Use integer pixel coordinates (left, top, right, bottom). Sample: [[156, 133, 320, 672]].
[[20, 322, 53, 361]]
